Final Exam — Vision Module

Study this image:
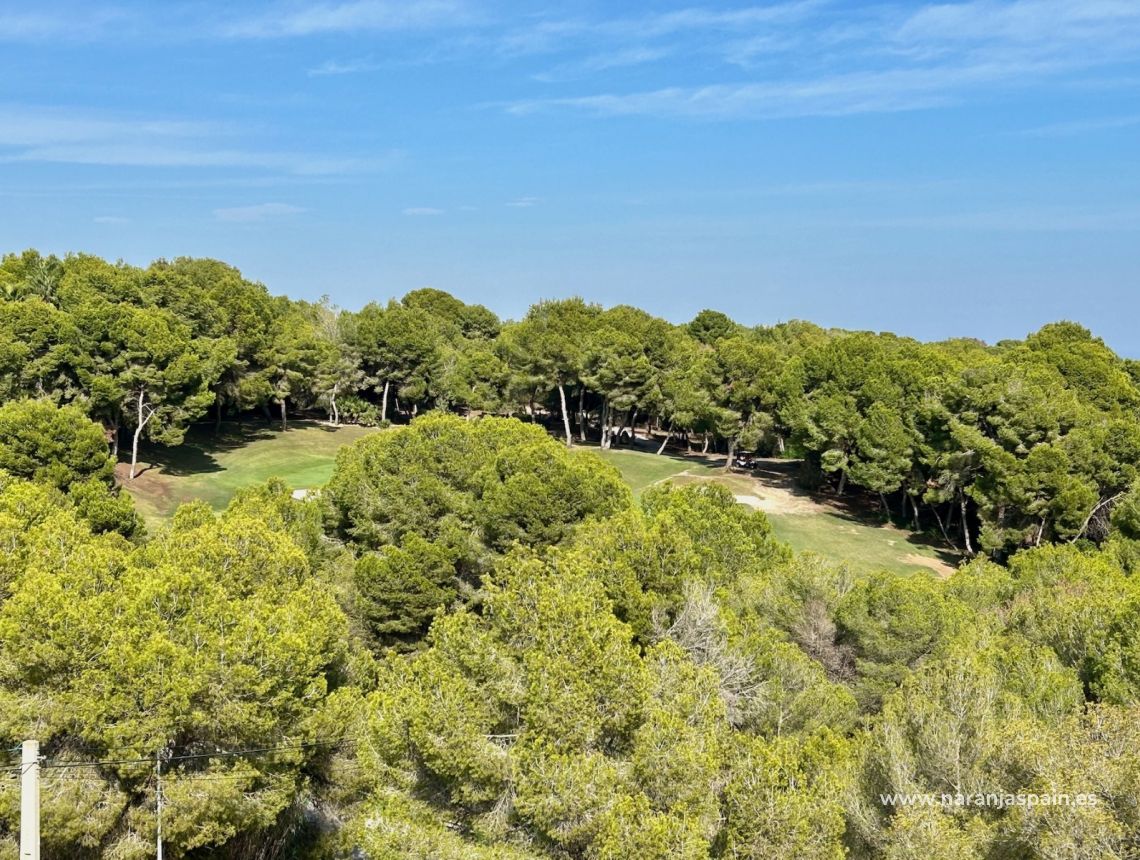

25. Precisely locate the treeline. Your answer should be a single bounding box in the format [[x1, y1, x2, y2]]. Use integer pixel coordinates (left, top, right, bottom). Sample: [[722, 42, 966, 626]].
[[2, 241, 1140, 856], [5, 248, 1140, 558], [2, 413, 1140, 858]]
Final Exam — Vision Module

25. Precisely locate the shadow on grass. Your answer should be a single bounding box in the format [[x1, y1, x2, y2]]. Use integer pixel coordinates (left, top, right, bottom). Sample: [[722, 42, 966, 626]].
[[903, 531, 962, 566], [808, 490, 963, 564], [122, 418, 355, 478], [559, 433, 964, 571], [123, 439, 224, 476], [691, 453, 962, 566], [121, 419, 293, 477]]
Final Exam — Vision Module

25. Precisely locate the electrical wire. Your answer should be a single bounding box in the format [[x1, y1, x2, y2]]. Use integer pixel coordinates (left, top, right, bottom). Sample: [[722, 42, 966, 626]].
[[40, 737, 357, 770]]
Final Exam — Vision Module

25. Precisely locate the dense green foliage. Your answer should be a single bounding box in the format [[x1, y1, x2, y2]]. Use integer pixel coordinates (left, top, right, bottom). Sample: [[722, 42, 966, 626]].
[[6, 249, 1140, 560], [0, 399, 140, 537], [0, 477, 354, 857], [3, 248, 1140, 857], [326, 413, 630, 646]]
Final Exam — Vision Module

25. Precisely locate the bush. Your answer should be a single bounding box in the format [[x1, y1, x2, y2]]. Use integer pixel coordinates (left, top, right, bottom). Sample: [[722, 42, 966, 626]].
[[337, 394, 382, 426], [0, 399, 113, 488], [325, 412, 632, 647]]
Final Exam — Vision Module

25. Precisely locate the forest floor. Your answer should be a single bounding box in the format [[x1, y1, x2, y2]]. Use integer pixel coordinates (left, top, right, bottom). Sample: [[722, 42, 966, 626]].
[[118, 420, 378, 527], [596, 446, 959, 577]]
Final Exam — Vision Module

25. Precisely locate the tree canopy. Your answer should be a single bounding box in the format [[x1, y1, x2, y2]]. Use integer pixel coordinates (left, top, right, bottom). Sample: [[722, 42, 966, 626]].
[[3, 247, 1140, 858]]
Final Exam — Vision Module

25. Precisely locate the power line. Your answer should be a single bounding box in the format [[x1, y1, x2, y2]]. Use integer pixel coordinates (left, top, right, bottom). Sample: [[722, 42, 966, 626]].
[[37, 765, 366, 785], [40, 737, 357, 770], [13, 734, 363, 855]]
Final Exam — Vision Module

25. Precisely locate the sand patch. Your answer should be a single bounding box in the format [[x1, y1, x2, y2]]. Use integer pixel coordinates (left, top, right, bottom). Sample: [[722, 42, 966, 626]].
[[901, 552, 957, 578], [727, 479, 828, 515]]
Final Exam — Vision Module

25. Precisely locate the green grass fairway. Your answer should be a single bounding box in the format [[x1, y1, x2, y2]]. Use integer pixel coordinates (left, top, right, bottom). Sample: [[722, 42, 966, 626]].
[[121, 425, 958, 576], [765, 512, 955, 577], [595, 448, 725, 495], [120, 420, 378, 525], [596, 446, 957, 577]]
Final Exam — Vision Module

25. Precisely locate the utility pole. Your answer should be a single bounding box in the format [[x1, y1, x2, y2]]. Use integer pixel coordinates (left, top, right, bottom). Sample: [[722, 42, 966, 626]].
[[20, 739, 39, 860], [156, 750, 164, 860]]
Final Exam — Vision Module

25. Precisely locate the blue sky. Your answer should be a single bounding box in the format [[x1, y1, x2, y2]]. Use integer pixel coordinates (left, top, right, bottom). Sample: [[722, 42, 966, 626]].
[[2, 1, 1140, 353]]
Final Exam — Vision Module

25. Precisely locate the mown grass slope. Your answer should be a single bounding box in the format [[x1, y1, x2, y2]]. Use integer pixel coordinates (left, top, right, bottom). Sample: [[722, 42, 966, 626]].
[[598, 446, 957, 576], [120, 420, 378, 525], [121, 423, 957, 575]]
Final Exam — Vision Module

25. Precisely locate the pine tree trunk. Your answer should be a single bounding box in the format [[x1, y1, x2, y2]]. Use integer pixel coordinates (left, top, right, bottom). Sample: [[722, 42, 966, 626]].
[[837, 470, 847, 496], [601, 399, 611, 449], [381, 380, 390, 423], [129, 389, 147, 480], [960, 493, 974, 556], [280, 398, 287, 431], [930, 502, 955, 549], [557, 382, 572, 447], [725, 437, 736, 471], [130, 425, 142, 480], [656, 424, 671, 455], [623, 407, 637, 441], [614, 406, 632, 445], [577, 385, 586, 443], [215, 394, 223, 435]]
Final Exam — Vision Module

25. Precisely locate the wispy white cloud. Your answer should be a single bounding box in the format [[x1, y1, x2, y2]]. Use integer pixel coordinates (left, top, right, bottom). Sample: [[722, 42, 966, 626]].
[[5, 144, 379, 174], [533, 46, 674, 82], [620, 2, 824, 39], [0, 9, 126, 42], [308, 57, 383, 77], [895, 0, 1140, 47], [224, 0, 470, 38], [93, 215, 130, 224], [213, 202, 305, 222], [0, 106, 216, 147], [0, 12, 68, 40], [403, 206, 444, 215], [502, 58, 1070, 120], [499, 2, 820, 56], [0, 104, 397, 175], [495, 0, 1140, 122], [506, 196, 540, 208], [492, 1, 1140, 121], [722, 33, 802, 68]]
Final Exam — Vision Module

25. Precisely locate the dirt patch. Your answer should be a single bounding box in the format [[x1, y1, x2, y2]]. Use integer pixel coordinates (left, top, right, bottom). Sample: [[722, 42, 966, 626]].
[[733, 490, 825, 516], [115, 461, 168, 496], [668, 461, 837, 516], [901, 552, 958, 578], [733, 476, 830, 515], [115, 460, 177, 518]]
